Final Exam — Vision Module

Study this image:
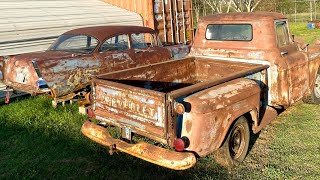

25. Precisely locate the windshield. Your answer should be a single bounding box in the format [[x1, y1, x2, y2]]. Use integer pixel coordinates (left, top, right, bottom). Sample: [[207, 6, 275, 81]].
[[48, 34, 99, 53]]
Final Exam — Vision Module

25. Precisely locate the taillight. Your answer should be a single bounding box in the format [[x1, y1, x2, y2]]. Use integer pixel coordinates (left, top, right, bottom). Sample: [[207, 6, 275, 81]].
[[88, 108, 94, 118], [174, 137, 189, 151], [174, 138, 185, 151]]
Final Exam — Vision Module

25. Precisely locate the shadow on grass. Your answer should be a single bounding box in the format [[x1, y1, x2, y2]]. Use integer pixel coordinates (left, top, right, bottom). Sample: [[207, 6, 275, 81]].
[[248, 131, 260, 154], [0, 96, 232, 180]]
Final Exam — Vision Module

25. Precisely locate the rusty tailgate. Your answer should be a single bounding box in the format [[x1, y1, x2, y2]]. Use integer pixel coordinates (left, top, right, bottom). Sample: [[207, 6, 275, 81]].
[[93, 79, 167, 142]]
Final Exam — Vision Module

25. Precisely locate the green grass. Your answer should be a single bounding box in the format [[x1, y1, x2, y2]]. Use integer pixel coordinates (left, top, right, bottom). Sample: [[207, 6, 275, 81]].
[[289, 22, 320, 45], [264, 103, 320, 179], [0, 96, 319, 179]]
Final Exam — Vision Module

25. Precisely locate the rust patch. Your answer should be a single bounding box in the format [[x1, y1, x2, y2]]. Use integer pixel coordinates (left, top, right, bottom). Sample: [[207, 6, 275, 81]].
[[185, 120, 192, 133]]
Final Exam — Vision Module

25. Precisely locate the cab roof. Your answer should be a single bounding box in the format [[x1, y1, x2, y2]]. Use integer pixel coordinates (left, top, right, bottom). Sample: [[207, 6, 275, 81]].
[[200, 12, 286, 22]]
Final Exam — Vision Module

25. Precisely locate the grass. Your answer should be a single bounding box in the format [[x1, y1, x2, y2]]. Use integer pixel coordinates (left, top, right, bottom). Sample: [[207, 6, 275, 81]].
[[290, 22, 320, 45], [0, 95, 319, 179]]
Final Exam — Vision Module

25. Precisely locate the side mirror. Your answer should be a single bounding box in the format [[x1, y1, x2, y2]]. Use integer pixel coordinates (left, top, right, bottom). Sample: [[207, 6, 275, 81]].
[[292, 35, 295, 42], [301, 43, 309, 50]]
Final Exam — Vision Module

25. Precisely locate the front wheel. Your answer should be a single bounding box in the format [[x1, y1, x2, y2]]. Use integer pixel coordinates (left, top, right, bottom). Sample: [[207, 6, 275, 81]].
[[311, 73, 320, 103], [213, 116, 250, 167]]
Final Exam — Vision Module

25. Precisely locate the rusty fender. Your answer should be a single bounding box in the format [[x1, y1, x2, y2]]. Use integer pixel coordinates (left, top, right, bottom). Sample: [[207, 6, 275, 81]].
[[307, 45, 320, 92], [180, 78, 260, 157], [81, 121, 196, 170]]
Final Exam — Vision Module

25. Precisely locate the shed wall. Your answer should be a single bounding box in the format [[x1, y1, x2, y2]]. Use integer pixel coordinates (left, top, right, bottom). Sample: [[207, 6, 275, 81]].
[[0, 0, 143, 56]]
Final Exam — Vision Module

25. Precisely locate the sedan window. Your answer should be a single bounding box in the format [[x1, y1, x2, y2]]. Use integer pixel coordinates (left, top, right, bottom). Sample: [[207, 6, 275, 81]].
[[131, 33, 159, 49], [99, 34, 129, 52], [49, 34, 98, 53]]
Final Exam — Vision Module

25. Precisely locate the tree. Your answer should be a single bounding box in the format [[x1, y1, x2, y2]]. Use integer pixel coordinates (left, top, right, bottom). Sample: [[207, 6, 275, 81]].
[[193, 0, 203, 22], [256, 0, 277, 12], [202, 0, 233, 13], [230, 0, 263, 12]]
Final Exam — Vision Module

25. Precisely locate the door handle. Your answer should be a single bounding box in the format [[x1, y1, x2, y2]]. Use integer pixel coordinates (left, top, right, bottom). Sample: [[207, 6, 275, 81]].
[[281, 51, 288, 56]]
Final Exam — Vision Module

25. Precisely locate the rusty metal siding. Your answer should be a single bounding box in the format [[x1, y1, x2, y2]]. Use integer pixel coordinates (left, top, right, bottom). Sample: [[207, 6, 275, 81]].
[[102, 0, 194, 45], [0, 0, 143, 56]]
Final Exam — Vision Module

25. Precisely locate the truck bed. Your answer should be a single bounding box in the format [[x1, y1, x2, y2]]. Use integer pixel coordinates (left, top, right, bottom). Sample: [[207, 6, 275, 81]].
[[93, 57, 268, 144], [97, 57, 261, 93]]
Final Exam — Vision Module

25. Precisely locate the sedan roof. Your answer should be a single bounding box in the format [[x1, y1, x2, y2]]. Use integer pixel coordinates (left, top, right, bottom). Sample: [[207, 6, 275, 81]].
[[63, 26, 155, 42]]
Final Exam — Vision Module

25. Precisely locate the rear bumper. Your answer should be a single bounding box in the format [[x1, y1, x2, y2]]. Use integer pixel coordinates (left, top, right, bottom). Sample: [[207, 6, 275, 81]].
[[81, 121, 197, 170]]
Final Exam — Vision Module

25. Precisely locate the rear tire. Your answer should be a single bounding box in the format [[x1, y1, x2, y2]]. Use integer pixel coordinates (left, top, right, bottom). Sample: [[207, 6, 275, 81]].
[[213, 116, 250, 167]]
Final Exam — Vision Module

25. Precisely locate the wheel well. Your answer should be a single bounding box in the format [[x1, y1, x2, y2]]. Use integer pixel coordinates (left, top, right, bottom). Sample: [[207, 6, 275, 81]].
[[217, 110, 256, 149], [244, 111, 255, 129]]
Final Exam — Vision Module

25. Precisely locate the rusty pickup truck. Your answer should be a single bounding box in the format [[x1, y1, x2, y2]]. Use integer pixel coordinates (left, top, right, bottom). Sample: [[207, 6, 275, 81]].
[[0, 26, 189, 104], [81, 12, 320, 170]]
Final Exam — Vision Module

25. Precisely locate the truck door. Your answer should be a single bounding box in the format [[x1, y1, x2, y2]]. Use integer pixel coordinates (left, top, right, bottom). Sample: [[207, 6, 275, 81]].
[[276, 21, 309, 103], [95, 34, 137, 73]]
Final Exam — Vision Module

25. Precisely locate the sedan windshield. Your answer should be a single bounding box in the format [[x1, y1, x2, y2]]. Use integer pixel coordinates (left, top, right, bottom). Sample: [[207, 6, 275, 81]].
[[48, 34, 99, 53]]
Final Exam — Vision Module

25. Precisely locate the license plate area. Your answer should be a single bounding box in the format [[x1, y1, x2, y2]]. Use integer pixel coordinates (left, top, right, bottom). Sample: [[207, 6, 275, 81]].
[[121, 127, 132, 141], [16, 73, 26, 83]]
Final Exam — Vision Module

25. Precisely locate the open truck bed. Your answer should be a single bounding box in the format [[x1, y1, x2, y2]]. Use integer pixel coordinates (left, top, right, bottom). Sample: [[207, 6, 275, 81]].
[[85, 57, 268, 169], [91, 57, 268, 143]]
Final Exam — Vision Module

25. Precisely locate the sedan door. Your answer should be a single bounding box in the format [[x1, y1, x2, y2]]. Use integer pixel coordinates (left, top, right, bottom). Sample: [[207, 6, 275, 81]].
[[130, 33, 172, 65], [94, 34, 137, 74]]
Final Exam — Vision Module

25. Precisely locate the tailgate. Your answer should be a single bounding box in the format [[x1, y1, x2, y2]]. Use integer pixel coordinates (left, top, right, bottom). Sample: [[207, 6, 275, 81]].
[[93, 79, 167, 141]]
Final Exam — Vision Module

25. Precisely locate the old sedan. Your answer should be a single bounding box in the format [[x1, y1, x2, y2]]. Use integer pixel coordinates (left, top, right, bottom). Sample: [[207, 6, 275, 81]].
[[0, 26, 188, 103]]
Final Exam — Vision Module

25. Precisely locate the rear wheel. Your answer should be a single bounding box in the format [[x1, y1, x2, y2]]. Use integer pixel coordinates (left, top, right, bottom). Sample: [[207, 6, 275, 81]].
[[213, 116, 250, 167]]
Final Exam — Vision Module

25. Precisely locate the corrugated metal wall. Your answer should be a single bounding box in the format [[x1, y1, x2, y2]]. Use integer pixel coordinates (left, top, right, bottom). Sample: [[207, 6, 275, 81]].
[[0, 0, 143, 56]]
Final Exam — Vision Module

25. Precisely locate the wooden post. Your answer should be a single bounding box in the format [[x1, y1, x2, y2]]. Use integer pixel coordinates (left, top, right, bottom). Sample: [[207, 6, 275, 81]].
[[310, 0, 313, 21], [295, 1, 297, 23], [314, 0, 317, 20]]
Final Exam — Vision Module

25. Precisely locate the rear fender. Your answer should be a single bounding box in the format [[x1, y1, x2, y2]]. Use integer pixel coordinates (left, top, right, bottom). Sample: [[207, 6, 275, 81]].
[[307, 45, 320, 92], [180, 78, 260, 157]]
